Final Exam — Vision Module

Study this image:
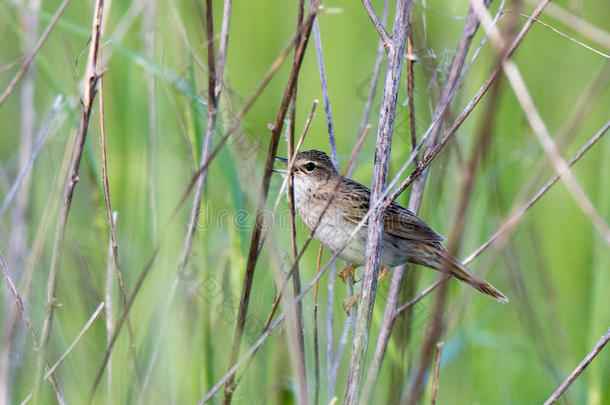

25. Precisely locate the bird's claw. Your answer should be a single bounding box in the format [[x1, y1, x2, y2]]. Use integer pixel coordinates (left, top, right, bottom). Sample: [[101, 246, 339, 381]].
[[338, 264, 358, 283], [343, 292, 360, 315]]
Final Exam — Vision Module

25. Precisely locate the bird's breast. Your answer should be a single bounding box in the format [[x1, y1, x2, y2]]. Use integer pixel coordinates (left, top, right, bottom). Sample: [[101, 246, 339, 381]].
[[292, 192, 367, 265]]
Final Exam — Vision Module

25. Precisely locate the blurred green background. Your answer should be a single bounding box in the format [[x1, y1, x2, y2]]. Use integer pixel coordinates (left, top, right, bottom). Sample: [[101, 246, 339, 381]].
[[0, 0, 609, 403]]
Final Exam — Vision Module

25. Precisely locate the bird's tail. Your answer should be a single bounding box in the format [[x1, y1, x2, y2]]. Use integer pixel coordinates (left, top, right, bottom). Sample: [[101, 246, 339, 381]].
[[426, 247, 509, 303]]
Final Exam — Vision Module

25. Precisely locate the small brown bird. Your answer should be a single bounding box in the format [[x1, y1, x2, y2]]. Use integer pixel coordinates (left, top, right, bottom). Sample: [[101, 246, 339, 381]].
[[276, 150, 508, 303]]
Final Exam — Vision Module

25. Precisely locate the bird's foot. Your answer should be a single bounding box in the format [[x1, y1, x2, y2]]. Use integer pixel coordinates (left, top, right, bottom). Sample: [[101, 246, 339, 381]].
[[378, 267, 389, 280], [338, 264, 359, 283], [343, 292, 360, 315]]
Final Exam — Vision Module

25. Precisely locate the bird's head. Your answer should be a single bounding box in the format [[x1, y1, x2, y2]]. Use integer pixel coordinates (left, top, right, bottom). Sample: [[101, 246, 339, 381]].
[[275, 150, 339, 191]]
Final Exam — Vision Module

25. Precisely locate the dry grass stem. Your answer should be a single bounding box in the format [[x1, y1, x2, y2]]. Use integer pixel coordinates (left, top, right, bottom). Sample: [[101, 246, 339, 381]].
[[543, 328, 610, 405], [524, 0, 610, 50], [98, 46, 141, 389], [396, 120, 608, 317], [349, 0, 390, 177], [0, 251, 64, 403], [144, 0, 158, 240], [471, 0, 610, 245], [360, 264, 405, 401], [178, 0, 232, 274], [0, 0, 70, 107], [328, 320, 350, 399], [361, 3, 493, 398], [506, 61, 610, 243], [269, 101, 319, 228], [170, 32, 299, 222], [406, 9, 418, 164], [35, 0, 105, 398], [89, 246, 161, 400], [361, 0, 391, 50], [104, 212, 116, 402], [222, 4, 320, 401], [405, 79, 495, 403], [202, 116, 370, 404], [384, 0, 551, 206], [0, 96, 64, 216], [44, 302, 105, 380], [504, 12, 609, 59], [430, 342, 444, 405], [464, 120, 610, 264], [344, 1, 412, 402], [395, 276, 447, 318], [325, 257, 339, 399], [112, 25, 299, 400], [287, 3, 310, 398], [312, 18, 338, 168], [313, 244, 324, 405]]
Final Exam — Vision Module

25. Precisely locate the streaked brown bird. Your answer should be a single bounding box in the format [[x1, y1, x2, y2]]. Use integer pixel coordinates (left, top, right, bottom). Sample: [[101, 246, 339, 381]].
[[276, 150, 508, 303]]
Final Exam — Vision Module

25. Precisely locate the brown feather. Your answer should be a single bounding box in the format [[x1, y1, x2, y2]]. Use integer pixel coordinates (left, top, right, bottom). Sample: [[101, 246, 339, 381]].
[[340, 178, 444, 242]]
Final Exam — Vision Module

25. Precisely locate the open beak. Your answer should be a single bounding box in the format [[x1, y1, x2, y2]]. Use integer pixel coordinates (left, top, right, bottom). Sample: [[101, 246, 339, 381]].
[[273, 156, 288, 174]]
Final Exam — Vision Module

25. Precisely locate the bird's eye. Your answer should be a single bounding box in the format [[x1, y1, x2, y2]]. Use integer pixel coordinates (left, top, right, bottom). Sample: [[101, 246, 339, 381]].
[[305, 162, 316, 172]]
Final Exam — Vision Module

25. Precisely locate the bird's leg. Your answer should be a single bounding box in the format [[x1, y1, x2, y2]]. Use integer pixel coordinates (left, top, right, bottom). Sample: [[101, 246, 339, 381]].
[[338, 264, 358, 283], [338, 264, 359, 315], [343, 292, 360, 315], [341, 266, 390, 315]]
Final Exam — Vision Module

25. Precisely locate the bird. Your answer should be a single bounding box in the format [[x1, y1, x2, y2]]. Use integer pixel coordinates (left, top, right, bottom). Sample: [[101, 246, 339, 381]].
[[275, 150, 508, 303]]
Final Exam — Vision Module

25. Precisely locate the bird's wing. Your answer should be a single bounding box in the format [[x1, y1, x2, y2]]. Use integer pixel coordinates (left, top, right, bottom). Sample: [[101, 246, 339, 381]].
[[341, 179, 444, 242], [383, 202, 445, 242]]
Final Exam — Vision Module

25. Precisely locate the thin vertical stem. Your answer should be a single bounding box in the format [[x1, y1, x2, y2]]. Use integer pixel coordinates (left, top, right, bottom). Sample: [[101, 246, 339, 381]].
[[221, 5, 320, 402], [0, 251, 65, 404], [144, 0, 158, 241], [312, 17, 338, 169], [137, 28, 295, 398], [349, 0, 390, 177], [178, 0, 231, 273], [406, 9, 418, 165], [0, 0, 71, 107], [430, 342, 444, 405], [98, 41, 141, 390], [405, 74, 500, 405], [201, 117, 369, 404], [344, 1, 412, 403], [104, 212, 116, 404], [34, 0, 105, 399], [286, 1, 309, 402], [360, 264, 405, 401], [313, 244, 324, 405]]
